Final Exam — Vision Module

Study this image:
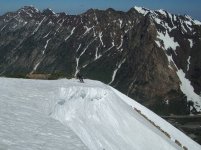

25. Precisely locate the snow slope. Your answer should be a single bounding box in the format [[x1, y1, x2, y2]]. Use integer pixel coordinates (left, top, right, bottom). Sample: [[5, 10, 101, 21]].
[[0, 78, 200, 150], [0, 78, 88, 150]]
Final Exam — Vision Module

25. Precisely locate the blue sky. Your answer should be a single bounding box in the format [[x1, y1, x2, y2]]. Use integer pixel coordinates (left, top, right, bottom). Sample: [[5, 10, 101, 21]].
[[0, 0, 201, 20]]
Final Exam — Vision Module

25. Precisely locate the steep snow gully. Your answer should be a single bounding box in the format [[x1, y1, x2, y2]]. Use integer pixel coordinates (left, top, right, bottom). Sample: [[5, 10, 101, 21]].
[[0, 78, 200, 150]]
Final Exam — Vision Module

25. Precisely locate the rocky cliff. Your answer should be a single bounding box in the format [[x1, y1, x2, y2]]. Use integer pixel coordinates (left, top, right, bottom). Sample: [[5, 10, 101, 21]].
[[0, 6, 201, 115]]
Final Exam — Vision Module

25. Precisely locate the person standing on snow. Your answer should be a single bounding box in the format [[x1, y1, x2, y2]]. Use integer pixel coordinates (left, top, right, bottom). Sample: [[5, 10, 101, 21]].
[[76, 72, 84, 83]]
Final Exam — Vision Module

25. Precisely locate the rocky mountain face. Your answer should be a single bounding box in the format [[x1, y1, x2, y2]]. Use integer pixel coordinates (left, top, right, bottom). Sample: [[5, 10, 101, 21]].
[[0, 6, 201, 115]]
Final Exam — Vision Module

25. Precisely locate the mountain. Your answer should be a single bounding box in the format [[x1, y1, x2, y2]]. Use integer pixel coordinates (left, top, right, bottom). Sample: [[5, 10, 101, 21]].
[[0, 6, 201, 115], [0, 77, 200, 150]]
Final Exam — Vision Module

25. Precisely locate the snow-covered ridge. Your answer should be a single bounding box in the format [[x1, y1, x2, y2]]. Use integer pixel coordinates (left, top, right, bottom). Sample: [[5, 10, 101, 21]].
[[20, 6, 40, 13], [0, 78, 199, 150], [134, 6, 201, 26], [134, 6, 151, 16], [50, 82, 187, 150]]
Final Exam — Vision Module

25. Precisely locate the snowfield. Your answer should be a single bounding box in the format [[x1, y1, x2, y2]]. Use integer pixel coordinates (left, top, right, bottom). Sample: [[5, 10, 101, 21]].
[[0, 78, 200, 150]]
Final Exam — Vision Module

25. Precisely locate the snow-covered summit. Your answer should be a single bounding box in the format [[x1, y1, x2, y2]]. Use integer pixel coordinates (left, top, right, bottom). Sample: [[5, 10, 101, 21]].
[[134, 6, 151, 16], [0, 78, 200, 150], [134, 6, 201, 26], [19, 6, 40, 14]]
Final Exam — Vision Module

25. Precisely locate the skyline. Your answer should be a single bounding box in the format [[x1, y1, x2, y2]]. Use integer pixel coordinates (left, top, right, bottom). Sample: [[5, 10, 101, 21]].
[[0, 0, 201, 20]]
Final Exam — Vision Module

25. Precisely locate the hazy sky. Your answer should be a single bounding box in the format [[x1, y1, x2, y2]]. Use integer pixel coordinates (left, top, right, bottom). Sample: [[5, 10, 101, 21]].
[[0, 0, 201, 20]]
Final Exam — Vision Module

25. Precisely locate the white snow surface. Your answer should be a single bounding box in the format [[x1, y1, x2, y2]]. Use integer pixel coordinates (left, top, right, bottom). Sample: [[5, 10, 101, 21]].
[[44, 38, 51, 52], [156, 31, 179, 51], [0, 78, 200, 150], [188, 39, 193, 48], [109, 58, 126, 85], [157, 9, 167, 17], [193, 20, 201, 25], [176, 70, 201, 111], [32, 17, 46, 35], [117, 35, 123, 50], [187, 56, 191, 71], [65, 27, 76, 41], [0, 78, 88, 150], [134, 6, 150, 16], [98, 32, 104, 47]]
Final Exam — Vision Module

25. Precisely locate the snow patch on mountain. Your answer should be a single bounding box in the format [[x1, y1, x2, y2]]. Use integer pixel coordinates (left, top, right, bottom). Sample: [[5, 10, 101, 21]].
[[135, 6, 201, 29], [98, 32, 105, 47], [75, 38, 97, 75], [32, 16, 46, 35], [176, 70, 201, 112], [156, 31, 179, 52], [1, 25, 7, 31], [134, 6, 150, 16], [109, 58, 126, 84], [82, 26, 93, 37], [157, 9, 167, 17], [65, 27, 76, 41], [187, 56, 191, 71], [31, 62, 41, 74], [44, 38, 51, 53], [185, 15, 201, 26], [188, 39, 193, 48], [94, 45, 102, 60], [117, 35, 123, 49], [193, 20, 201, 25], [43, 31, 51, 38]]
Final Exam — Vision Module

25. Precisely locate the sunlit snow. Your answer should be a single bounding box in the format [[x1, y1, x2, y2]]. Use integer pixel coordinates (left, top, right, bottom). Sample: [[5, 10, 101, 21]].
[[176, 70, 201, 111], [0, 78, 200, 150], [134, 6, 150, 16], [188, 39, 193, 48], [156, 31, 179, 51]]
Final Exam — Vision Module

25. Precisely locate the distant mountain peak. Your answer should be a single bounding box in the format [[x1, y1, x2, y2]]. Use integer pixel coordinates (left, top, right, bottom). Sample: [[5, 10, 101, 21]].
[[106, 8, 116, 12], [42, 8, 56, 16], [20, 5, 40, 13], [16, 6, 40, 18], [134, 6, 151, 16]]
